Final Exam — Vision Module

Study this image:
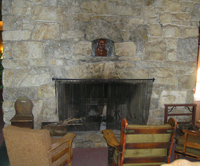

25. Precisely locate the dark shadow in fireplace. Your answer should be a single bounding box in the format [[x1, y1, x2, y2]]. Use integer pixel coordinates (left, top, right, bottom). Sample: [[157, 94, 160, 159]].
[[55, 79, 154, 131]]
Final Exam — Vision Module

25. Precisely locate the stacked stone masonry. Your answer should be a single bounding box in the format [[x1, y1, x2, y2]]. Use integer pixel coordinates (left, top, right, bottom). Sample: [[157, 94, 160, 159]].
[[1, 0, 200, 129]]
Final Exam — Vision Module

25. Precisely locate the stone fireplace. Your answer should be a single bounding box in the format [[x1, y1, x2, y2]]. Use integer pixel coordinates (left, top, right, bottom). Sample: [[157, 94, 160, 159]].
[[55, 78, 154, 131], [1, 0, 200, 130]]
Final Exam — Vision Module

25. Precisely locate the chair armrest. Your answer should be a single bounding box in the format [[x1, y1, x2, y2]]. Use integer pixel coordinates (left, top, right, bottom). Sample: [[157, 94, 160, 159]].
[[168, 118, 177, 129], [47, 133, 76, 164], [102, 129, 120, 148], [182, 130, 200, 137], [51, 133, 76, 150]]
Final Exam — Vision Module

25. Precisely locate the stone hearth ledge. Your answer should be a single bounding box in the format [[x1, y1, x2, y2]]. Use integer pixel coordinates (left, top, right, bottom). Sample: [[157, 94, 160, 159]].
[[53, 130, 120, 148]]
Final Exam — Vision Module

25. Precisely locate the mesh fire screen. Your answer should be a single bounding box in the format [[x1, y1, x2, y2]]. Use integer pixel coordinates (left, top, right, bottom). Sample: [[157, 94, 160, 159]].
[[55, 79, 154, 131]]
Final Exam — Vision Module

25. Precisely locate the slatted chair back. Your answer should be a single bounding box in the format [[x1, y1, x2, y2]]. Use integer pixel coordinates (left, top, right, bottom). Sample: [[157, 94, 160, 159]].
[[119, 118, 177, 166]]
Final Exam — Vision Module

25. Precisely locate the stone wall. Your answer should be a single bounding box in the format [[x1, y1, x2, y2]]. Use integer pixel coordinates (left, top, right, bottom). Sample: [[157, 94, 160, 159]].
[[2, 0, 200, 129]]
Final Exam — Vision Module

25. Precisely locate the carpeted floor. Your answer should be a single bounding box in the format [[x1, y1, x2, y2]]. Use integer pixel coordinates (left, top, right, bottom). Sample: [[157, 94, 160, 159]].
[[68, 147, 108, 166]]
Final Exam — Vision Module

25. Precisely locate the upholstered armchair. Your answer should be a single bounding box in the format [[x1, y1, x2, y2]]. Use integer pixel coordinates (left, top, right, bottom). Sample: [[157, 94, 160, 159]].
[[103, 118, 177, 166], [175, 129, 200, 161], [3, 125, 76, 166]]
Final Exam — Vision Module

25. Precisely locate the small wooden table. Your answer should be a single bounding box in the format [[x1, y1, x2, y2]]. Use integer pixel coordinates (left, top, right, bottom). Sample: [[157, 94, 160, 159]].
[[164, 103, 197, 125]]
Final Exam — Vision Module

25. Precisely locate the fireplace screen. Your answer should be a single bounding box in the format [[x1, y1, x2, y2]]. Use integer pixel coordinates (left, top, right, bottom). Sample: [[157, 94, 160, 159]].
[[55, 79, 154, 131]]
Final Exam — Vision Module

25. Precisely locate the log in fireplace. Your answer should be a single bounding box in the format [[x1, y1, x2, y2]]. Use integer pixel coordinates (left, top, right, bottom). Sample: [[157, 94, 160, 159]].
[[54, 78, 154, 131]]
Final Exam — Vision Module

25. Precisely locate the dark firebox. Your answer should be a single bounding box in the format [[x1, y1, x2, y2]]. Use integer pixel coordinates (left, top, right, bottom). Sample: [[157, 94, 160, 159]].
[[54, 79, 154, 131]]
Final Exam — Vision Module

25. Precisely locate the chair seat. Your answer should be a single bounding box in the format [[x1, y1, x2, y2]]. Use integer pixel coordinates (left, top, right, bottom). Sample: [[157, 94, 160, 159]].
[[51, 137, 61, 144]]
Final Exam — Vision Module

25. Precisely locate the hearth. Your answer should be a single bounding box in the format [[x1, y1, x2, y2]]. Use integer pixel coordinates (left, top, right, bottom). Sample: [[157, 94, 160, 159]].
[[54, 78, 154, 131]]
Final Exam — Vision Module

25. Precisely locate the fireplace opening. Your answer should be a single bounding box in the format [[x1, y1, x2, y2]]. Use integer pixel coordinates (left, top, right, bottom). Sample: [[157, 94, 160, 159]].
[[55, 79, 154, 131]]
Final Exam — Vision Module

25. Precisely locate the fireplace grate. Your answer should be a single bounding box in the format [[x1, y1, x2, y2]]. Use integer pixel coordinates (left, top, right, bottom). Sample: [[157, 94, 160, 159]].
[[54, 78, 154, 131]]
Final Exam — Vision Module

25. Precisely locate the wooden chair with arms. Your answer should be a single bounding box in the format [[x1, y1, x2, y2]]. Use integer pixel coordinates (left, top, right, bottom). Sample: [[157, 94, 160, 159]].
[[175, 129, 200, 161], [103, 118, 177, 166]]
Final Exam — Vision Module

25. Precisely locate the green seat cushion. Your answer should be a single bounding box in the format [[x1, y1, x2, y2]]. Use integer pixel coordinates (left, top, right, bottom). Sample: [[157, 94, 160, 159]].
[[126, 133, 171, 143], [125, 133, 171, 158], [176, 135, 200, 156], [177, 134, 200, 145], [175, 144, 200, 156], [126, 124, 172, 144], [113, 149, 165, 166], [124, 148, 167, 158]]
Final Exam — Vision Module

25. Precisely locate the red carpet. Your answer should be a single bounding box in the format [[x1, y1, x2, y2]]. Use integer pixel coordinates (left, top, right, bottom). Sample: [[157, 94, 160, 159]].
[[67, 147, 108, 166]]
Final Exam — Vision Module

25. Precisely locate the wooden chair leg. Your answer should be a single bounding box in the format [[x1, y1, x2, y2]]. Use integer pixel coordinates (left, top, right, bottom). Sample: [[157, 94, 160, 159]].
[[108, 145, 115, 166], [60, 159, 69, 166], [68, 161, 72, 166]]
